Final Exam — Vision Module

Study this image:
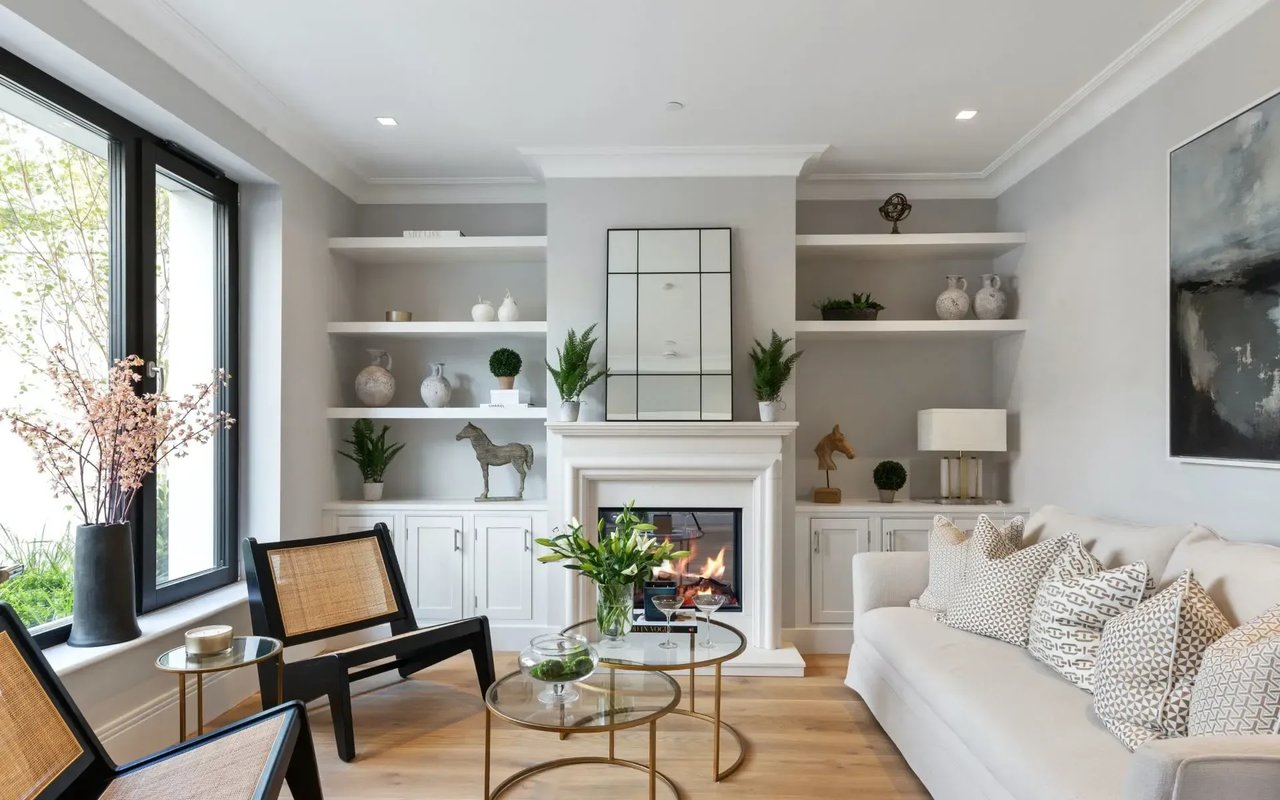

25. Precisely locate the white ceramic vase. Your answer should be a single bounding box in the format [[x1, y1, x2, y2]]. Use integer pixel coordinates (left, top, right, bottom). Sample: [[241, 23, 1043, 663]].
[[354, 349, 395, 407], [559, 400, 581, 422], [362, 482, 384, 501], [758, 400, 785, 422], [974, 274, 1008, 320], [935, 275, 971, 320], [471, 297, 496, 322], [497, 290, 520, 322], [420, 362, 453, 408]]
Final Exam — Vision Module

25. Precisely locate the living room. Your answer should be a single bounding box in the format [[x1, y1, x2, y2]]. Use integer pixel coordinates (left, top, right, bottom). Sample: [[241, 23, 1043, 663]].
[[0, 1, 1278, 798]]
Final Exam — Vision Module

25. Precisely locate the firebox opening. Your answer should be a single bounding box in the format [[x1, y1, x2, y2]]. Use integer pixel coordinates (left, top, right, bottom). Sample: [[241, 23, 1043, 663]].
[[598, 507, 743, 612]]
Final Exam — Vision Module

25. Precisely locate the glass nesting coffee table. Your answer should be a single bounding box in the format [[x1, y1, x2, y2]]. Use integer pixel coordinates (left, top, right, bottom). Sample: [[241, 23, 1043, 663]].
[[563, 617, 748, 782], [485, 668, 681, 799]]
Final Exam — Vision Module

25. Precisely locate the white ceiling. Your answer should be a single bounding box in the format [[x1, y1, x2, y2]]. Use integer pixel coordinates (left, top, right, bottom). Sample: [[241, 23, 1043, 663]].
[[82, 0, 1264, 200]]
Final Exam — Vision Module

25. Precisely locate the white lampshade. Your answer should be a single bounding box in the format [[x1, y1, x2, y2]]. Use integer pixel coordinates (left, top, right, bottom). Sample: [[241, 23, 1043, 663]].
[[917, 409, 1007, 452]]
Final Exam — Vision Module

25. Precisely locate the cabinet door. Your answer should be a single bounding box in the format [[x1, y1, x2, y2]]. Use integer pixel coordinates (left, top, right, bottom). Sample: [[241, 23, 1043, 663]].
[[474, 515, 533, 621], [882, 515, 987, 552], [404, 515, 465, 622], [810, 517, 872, 625], [333, 514, 396, 535]]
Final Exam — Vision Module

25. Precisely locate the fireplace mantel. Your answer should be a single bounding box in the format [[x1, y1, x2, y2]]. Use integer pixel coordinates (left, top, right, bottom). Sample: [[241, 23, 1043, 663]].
[[546, 421, 799, 437]]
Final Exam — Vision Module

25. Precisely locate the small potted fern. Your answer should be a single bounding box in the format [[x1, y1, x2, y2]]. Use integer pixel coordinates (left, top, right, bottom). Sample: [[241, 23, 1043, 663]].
[[489, 347, 522, 390], [749, 330, 802, 422], [339, 418, 406, 501], [547, 324, 607, 422]]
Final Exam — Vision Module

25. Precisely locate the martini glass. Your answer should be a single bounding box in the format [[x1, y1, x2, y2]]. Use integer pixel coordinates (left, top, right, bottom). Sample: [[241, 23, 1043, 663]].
[[652, 594, 683, 649], [693, 590, 727, 648]]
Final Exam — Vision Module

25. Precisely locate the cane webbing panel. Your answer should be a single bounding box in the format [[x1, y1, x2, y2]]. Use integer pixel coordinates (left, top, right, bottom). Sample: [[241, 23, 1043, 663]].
[[0, 632, 84, 799], [268, 537, 398, 637], [100, 714, 286, 800]]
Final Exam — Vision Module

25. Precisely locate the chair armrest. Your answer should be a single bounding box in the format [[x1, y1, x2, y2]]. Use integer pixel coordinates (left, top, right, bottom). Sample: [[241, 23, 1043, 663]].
[[852, 551, 929, 625], [1124, 735, 1280, 800], [116, 700, 306, 774]]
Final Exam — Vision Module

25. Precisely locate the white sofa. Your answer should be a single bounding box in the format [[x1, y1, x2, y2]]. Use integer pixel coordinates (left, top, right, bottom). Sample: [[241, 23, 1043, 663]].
[[845, 506, 1280, 800]]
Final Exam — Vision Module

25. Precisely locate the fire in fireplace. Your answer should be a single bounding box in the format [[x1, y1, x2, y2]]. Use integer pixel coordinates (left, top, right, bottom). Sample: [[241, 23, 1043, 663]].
[[598, 507, 742, 611]]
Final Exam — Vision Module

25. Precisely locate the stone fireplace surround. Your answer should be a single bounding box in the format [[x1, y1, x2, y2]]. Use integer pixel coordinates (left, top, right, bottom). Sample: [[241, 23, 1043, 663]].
[[546, 421, 805, 676]]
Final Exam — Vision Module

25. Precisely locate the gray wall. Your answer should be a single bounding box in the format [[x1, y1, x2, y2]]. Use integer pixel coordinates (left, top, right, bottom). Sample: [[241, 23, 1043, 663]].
[[355, 203, 546, 236], [995, 1, 1280, 541]]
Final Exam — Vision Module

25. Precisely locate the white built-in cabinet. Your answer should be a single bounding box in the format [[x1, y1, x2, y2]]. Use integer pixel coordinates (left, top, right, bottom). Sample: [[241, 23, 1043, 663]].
[[809, 516, 873, 624]]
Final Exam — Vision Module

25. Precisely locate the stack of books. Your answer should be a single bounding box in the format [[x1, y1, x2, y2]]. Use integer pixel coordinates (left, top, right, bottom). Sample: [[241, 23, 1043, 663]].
[[402, 230, 463, 238], [484, 389, 531, 409], [631, 610, 699, 635]]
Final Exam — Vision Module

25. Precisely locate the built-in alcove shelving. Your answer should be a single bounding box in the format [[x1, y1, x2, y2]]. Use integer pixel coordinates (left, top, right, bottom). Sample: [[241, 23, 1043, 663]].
[[329, 235, 547, 265], [795, 319, 1029, 341], [796, 232, 1026, 262], [327, 321, 547, 338], [326, 406, 548, 420]]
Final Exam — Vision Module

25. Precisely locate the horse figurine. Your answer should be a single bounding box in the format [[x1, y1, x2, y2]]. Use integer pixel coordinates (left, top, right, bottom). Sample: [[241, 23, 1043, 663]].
[[814, 424, 855, 503], [456, 422, 534, 501]]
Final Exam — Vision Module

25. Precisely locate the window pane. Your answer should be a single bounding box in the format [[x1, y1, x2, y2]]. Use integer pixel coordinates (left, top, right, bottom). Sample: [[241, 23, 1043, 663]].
[[0, 82, 112, 632], [154, 170, 220, 585]]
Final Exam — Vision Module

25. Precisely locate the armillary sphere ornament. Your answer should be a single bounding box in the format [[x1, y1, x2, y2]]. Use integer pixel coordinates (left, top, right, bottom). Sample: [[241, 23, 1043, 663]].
[[878, 193, 913, 234]]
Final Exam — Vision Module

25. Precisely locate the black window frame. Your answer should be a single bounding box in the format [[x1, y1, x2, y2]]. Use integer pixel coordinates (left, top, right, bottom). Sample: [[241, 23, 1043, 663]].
[[0, 47, 240, 647]]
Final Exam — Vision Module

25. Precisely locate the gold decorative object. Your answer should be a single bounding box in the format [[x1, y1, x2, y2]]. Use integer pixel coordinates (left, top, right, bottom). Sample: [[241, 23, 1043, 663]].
[[156, 635, 284, 742], [814, 424, 855, 503], [385, 310, 412, 322]]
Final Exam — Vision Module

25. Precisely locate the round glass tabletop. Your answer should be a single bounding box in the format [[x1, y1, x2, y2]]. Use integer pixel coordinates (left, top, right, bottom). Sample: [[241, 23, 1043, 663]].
[[155, 636, 282, 674], [486, 668, 680, 733], [563, 617, 746, 671]]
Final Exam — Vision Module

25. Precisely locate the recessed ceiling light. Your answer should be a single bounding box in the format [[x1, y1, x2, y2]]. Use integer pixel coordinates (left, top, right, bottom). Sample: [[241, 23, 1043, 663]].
[[665, 101, 685, 112], [375, 116, 398, 126], [955, 109, 978, 121]]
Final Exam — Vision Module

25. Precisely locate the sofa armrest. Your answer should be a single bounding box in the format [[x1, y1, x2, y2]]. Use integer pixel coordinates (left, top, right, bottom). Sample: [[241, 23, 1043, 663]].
[[1124, 735, 1280, 800], [852, 551, 928, 626]]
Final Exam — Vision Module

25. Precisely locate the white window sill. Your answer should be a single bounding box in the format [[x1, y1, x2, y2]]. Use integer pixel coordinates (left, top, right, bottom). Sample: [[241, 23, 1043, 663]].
[[44, 582, 249, 676]]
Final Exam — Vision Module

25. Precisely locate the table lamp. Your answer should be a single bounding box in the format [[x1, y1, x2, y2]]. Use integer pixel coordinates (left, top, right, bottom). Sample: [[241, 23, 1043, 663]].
[[917, 409, 1007, 503]]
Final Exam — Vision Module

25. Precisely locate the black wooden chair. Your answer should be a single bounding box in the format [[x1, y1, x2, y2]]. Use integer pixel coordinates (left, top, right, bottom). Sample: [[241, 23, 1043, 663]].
[[243, 525, 496, 762], [0, 602, 322, 799]]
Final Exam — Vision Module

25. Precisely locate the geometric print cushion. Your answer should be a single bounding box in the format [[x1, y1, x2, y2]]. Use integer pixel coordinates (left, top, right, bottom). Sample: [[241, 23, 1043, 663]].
[[940, 531, 1073, 646], [1027, 538, 1149, 692], [1189, 604, 1280, 736], [1092, 570, 1232, 750], [912, 514, 1024, 613]]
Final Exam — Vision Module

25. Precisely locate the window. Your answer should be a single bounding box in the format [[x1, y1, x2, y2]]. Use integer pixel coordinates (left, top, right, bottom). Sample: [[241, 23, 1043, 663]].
[[0, 48, 239, 645]]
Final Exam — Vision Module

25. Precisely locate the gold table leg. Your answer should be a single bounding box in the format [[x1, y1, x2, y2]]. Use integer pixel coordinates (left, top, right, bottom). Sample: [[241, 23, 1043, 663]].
[[484, 707, 491, 799], [713, 663, 722, 780], [649, 719, 657, 800], [177, 673, 186, 743], [277, 653, 285, 707], [196, 673, 204, 736]]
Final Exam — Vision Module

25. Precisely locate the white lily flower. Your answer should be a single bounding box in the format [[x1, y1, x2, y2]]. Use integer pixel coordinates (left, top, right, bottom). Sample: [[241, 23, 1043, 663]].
[[568, 516, 581, 529], [623, 564, 638, 576]]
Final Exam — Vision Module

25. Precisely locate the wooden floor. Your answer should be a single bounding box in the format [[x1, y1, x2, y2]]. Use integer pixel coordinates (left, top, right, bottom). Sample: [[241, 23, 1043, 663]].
[[216, 653, 929, 799]]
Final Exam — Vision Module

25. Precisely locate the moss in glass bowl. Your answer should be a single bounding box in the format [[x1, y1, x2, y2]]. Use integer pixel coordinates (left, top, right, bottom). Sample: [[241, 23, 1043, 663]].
[[529, 652, 595, 682]]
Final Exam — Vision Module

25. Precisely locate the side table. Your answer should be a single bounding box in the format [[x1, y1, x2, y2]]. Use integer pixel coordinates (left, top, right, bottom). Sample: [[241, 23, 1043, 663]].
[[155, 635, 283, 742]]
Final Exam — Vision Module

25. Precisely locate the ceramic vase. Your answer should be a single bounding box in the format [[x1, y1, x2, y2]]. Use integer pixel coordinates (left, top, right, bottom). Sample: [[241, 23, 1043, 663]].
[[878, 489, 896, 503], [974, 274, 1008, 320], [355, 349, 395, 407], [497, 290, 520, 322], [935, 275, 971, 320], [758, 400, 785, 422], [559, 400, 581, 422], [68, 523, 141, 646], [420, 362, 453, 408], [471, 297, 496, 322], [363, 482, 385, 501]]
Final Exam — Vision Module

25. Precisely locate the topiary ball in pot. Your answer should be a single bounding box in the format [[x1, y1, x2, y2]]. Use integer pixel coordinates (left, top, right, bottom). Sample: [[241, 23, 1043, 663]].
[[873, 460, 907, 503], [489, 347, 522, 390]]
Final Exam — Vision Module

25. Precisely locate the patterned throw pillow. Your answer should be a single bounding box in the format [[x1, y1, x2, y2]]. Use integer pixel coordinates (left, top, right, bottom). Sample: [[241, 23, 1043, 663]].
[[1189, 604, 1280, 736], [940, 530, 1073, 646], [912, 514, 1024, 613], [1093, 571, 1232, 750], [1027, 538, 1148, 691]]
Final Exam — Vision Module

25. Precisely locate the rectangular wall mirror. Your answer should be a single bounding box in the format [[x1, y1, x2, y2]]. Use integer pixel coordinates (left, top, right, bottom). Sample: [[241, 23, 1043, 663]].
[[606, 227, 732, 421]]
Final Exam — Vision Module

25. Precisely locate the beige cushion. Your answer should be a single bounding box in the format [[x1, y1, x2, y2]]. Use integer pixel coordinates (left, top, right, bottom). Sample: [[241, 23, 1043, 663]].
[[1024, 505, 1190, 581], [857, 606, 1132, 800], [1160, 527, 1280, 627], [1093, 571, 1232, 750], [941, 531, 1072, 646], [912, 514, 1023, 613], [1189, 604, 1280, 736]]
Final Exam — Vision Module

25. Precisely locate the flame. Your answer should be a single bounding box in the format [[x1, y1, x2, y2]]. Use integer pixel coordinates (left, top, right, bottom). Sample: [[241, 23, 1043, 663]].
[[698, 547, 727, 580]]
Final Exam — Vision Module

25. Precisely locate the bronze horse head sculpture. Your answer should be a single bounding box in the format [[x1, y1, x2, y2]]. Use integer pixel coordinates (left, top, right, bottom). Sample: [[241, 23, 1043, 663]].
[[815, 424, 855, 472]]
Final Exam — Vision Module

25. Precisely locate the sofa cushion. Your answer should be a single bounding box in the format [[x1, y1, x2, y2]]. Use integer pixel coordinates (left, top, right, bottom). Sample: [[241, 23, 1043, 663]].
[[1024, 505, 1189, 582], [912, 514, 1023, 613], [857, 606, 1132, 800], [1093, 571, 1232, 750], [1160, 527, 1280, 626], [941, 532, 1073, 646], [1189, 604, 1280, 736]]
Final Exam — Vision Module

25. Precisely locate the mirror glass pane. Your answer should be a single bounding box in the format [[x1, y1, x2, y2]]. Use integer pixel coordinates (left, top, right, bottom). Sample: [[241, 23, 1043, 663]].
[[638, 229, 699, 273], [607, 274, 638, 371], [606, 375, 637, 420], [700, 228, 731, 272], [701, 273, 731, 374], [638, 274, 699, 373], [608, 229, 637, 273], [637, 376, 700, 420], [702, 375, 732, 421]]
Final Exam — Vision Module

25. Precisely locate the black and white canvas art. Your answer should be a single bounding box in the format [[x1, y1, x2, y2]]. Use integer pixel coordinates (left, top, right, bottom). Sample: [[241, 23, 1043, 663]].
[[1170, 89, 1280, 464]]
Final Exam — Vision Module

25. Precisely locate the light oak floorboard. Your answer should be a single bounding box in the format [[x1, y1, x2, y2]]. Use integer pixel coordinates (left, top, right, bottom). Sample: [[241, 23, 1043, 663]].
[[214, 653, 929, 799]]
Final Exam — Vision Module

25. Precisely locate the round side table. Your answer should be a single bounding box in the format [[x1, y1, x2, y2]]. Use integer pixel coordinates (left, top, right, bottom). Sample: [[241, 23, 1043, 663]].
[[155, 635, 283, 741], [485, 668, 682, 799]]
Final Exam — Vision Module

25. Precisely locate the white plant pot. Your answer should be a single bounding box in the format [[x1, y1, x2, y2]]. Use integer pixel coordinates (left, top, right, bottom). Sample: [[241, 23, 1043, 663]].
[[362, 482, 384, 501], [559, 400, 581, 422], [758, 400, 785, 422]]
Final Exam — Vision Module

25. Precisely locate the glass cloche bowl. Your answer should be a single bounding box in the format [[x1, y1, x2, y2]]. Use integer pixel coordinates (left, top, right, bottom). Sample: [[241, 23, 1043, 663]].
[[519, 633, 598, 704]]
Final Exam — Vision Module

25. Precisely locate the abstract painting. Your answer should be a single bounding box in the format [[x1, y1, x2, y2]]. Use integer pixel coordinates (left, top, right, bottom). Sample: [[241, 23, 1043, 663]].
[[1170, 89, 1280, 464]]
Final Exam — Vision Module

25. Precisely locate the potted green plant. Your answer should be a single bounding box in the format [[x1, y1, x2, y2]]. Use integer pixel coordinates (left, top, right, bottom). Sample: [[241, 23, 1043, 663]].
[[749, 330, 802, 422], [489, 347, 522, 390], [814, 293, 885, 321], [873, 460, 907, 503], [339, 418, 405, 501], [546, 324, 607, 422], [536, 501, 689, 644]]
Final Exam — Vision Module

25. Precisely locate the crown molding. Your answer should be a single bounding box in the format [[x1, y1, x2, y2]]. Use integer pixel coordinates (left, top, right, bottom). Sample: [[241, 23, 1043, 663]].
[[519, 145, 830, 179]]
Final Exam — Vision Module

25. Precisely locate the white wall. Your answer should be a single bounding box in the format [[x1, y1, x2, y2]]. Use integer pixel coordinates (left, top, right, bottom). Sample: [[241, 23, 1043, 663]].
[[995, 1, 1280, 542]]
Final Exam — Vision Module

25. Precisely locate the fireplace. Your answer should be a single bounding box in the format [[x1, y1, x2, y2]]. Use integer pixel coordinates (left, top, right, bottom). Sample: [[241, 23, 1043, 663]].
[[599, 507, 743, 612]]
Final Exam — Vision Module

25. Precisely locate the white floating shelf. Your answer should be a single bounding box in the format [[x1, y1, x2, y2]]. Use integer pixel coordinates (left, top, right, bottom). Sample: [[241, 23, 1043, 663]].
[[327, 321, 547, 338], [796, 232, 1026, 262], [323, 498, 547, 511], [327, 406, 548, 420], [329, 236, 547, 265], [795, 319, 1029, 341]]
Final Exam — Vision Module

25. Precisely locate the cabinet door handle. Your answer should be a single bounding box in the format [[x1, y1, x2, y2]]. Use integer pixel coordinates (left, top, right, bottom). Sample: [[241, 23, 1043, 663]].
[[885, 529, 896, 551], [813, 532, 820, 554], [524, 529, 531, 552], [454, 529, 462, 552], [865, 528, 872, 553]]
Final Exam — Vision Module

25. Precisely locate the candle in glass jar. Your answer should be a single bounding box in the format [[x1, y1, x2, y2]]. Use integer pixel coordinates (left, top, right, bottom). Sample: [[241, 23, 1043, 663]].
[[185, 624, 233, 656]]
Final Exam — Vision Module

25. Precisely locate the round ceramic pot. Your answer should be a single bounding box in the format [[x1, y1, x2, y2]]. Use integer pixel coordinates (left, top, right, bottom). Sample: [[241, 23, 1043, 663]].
[[758, 400, 785, 422], [935, 275, 971, 320], [355, 349, 395, 407], [68, 523, 141, 647], [878, 489, 896, 503], [974, 274, 1008, 320], [559, 400, 581, 422], [420, 362, 453, 408], [471, 299, 496, 322], [363, 482, 385, 501], [497, 375, 515, 390], [498, 291, 520, 322]]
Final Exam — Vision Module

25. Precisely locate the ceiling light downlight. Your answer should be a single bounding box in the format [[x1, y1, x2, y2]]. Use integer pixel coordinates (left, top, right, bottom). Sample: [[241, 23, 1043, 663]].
[[955, 109, 978, 121], [665, 101, 685, 112], [375, 116, 399, 126]]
